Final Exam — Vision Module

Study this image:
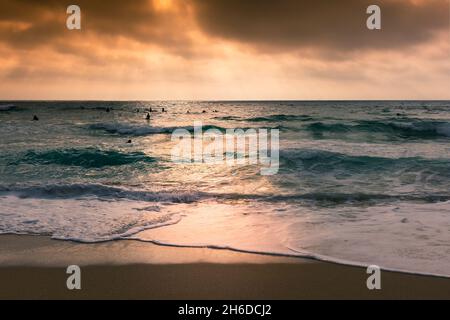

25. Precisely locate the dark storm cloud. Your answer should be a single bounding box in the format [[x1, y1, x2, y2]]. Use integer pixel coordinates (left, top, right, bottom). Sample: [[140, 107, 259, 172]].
[[190, 0, 449, 52], [0, 0, 192, 50], [0, 0, 448, 55]]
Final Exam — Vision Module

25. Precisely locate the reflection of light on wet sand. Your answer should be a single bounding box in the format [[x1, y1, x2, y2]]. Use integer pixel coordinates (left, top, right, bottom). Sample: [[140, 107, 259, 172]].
[[134, 201, 296, 257], [0, 235, 301, 266], [132, 198, 450, 277]]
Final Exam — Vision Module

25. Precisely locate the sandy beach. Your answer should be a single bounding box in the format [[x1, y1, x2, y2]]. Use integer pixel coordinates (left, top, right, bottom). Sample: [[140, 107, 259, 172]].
[[0, 235, 449, 300]]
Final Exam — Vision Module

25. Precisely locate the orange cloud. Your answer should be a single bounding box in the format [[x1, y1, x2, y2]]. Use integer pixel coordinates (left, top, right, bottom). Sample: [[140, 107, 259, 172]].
[[0, 0, 448, 100]]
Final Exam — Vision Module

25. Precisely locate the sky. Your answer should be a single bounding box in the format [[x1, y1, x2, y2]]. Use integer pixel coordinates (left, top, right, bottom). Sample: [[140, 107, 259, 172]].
[[0, 0, 449, 100]]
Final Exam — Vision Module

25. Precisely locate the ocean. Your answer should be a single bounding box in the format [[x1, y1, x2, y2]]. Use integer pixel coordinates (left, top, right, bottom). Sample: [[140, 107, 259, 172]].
[[1, 100, 449, 277]]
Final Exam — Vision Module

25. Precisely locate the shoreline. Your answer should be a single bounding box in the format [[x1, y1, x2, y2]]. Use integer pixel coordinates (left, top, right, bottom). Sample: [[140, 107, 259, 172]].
[[1, 235, 450, 299], [0, 235, 305, 267], [2, 233, 449, 279]]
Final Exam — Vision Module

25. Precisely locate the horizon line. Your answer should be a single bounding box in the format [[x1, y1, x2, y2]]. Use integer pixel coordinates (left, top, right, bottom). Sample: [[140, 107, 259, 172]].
[[2, 99, 450, 102]]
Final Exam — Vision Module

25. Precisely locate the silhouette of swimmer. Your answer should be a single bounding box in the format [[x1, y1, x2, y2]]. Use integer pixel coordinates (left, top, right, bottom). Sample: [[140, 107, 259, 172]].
[[149, 107, 153, 113], [162, 108, 166, 113], [127, 140, 132, 144], [106, 108, 111, 113], [146, 113, 151, 120], [33, 115, 39, 121], [202, 110, 207, 113]]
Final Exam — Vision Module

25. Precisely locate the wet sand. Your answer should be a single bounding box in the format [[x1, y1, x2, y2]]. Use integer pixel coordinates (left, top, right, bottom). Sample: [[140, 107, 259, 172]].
[[0, 235, 449, 299]]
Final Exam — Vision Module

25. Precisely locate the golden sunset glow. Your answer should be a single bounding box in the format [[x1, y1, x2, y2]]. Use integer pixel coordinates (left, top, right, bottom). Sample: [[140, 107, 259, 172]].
[[0, 0, 449, 100], [153, 0, 175, 11]]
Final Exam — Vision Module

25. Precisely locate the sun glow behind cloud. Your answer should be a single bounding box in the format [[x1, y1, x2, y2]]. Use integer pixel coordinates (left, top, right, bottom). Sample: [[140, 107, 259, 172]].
[[153, 0, 175, 11]]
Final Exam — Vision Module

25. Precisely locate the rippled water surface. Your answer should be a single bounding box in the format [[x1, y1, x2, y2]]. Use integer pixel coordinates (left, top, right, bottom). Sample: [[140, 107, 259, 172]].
[[1, 101, 449, 276]]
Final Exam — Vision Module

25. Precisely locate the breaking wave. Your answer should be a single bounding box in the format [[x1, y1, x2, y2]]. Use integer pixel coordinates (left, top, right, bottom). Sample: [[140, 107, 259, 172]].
[[0, 104, 18, 111], [1, 182, 450, 206], [14, 148, 157, 168], [0, 184, 206, 203], [88, 123, 233, 136], [305, 119, 450, 139], [216, 114, 314, 122]]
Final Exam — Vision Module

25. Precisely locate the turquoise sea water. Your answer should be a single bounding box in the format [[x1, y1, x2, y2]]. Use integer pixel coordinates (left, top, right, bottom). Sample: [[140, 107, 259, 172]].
[[1, 101, 450, 276]]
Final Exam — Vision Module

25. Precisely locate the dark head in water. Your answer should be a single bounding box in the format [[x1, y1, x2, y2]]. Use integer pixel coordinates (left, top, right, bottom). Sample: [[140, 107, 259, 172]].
[[106, 108, 111, 113], [127, 140, 132, 144], [202, 110, 207, 113], [146, 113, 151, 120], [162, 108, 166, 113], [33, 115, 39, 121]]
